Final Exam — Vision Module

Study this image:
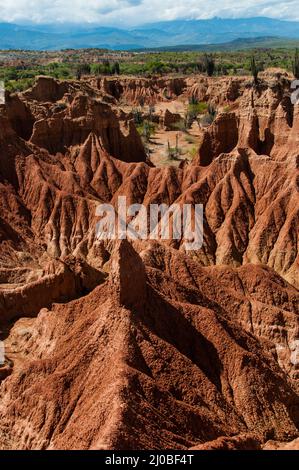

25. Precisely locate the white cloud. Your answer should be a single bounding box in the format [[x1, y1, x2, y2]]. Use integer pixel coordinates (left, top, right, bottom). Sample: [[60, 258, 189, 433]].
[[0, 0, 298, 26]]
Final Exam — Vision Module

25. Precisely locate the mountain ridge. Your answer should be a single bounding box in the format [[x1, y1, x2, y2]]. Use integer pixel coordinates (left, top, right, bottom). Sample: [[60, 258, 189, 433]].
[[1, 17, 299, 50]]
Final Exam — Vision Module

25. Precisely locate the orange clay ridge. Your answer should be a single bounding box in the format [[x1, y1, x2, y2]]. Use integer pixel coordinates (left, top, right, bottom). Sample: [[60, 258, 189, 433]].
[[0, 72, 298, 450]]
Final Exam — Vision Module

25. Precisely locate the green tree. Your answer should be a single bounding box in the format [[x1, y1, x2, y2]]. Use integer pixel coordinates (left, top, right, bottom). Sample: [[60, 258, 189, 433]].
[[148, 61, 164, 75], [92, 64, 102, 75]]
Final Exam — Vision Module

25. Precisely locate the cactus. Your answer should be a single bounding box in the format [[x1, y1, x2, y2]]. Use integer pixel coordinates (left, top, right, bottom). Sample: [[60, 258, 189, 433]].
[[293, 48, 299, 79], [111, 62, 120, 75], [203, 54, 215, 77], [176, 134, 179, 157], [250, 55, 259, 85]]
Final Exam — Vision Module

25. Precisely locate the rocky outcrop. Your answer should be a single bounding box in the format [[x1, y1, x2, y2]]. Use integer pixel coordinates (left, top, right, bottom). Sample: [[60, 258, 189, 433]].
[[164, 109, 182, 130], [0, 242, 298, 449], [264, 438, 299, 450], [109, 240, 147, 309], [0, 73, 298, 450], [30, 93, 146, 162], [191, 433, 261, 450], [0, 107, 297, 285], [23, 76, 71, 103], [196, 112, 239, 166], [194, 75, 299, 165], [96, 77, 186, 105], [0, 258, 106, 324], [4, 93, 34, 140]]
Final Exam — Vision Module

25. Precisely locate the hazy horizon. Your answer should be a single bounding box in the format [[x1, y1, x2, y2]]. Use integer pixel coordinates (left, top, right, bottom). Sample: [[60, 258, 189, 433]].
[[0, 0, 299, 27]]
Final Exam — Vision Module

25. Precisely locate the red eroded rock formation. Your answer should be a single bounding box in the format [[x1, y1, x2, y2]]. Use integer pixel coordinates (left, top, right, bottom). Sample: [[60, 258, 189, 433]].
[[194, 76, 299, 165], [164, 109, 182, 130], [95, 77, 186, 106], [29, 89, 146, 162], [0, 242, 298, 450], [0, 74, 298, 450]]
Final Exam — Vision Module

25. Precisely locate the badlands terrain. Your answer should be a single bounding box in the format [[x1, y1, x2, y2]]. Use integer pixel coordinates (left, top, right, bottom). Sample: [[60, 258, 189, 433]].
[[0, 71, 298, 450]]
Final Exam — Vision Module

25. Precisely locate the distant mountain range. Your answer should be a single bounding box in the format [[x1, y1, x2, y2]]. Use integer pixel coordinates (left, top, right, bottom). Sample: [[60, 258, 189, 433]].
[[137, 37, 299, 53], [1, 17, 299, 51]]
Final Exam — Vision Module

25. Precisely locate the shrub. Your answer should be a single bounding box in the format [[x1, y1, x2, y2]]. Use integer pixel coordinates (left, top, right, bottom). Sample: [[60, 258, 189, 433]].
[[137, 121, 156, 142], [132, 108, 143, 125], [223, 105, 231, 113], [185, 101, 209, 128], [188, 101, 208, 116], [185, 135, 197, 144], [188, 146, 198, 159], [5, 78, 34, 93]]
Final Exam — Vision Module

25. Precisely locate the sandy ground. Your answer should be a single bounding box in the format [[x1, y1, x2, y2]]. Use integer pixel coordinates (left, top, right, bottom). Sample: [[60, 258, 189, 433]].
[[122, 99, 203, 167], [149, 122, 201, 167]]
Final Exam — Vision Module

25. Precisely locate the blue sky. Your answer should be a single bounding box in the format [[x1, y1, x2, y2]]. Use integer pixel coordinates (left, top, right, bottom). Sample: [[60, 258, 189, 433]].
[[0, 0, 298, 26]]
